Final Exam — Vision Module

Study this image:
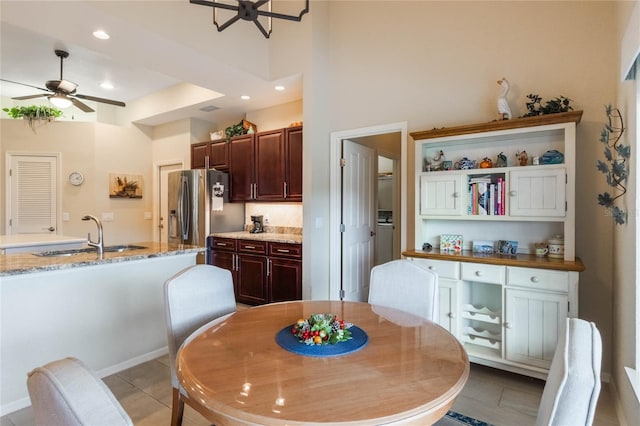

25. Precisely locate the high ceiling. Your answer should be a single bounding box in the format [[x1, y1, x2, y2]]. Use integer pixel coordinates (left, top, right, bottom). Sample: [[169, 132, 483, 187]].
[[0, 1, 304, 126]]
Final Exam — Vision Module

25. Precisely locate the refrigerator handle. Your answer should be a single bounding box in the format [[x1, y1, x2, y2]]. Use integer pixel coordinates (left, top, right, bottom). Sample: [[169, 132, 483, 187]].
[[179, 176, 190, 240]]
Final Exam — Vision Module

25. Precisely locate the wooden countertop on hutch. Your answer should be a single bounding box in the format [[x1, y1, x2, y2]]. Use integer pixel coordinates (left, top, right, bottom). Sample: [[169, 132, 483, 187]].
[[403, 249, 585, 272], [410, 110, 583, 140]]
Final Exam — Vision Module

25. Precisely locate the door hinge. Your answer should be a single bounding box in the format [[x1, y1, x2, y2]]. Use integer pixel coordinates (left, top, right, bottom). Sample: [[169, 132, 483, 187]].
[[9, 169, 12, 177], [339, 289, 345, 299], [568, 301, 570, 312], [565, 201, 568, 211], [9, 218, 12, 226], [340, 158, 346, 167], [566, 174, 568, 184], [340, 223, 345, 232]]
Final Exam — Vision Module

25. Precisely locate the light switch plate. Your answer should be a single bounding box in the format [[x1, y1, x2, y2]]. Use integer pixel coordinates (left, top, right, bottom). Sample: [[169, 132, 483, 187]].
[[62, 212, 70, 222], [144, 212, 152, 220], [102, 212, 114, 222]]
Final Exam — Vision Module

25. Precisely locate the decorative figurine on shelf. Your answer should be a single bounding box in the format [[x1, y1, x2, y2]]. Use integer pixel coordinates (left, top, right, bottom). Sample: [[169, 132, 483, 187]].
[[497, 77, 512, 120], [431, 150, 445, 171], [516, 150, 528, 166], [495, 152, 507, 167], [479, 157, 493, 168]]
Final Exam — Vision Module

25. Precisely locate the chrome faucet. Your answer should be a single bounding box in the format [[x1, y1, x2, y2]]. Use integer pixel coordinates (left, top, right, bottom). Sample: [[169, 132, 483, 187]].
[[82, 215, 104, 255]]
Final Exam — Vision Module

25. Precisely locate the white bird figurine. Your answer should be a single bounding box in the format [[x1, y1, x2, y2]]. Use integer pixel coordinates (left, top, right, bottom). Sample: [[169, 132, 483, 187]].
[[497, 77, 512, 120]]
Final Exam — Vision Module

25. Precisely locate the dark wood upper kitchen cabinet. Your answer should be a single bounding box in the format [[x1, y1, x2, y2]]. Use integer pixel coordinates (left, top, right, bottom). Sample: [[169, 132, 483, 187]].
[[227, 126, 303, 202], [190, 142, 209, 169], [228, 134, 255, 202], [190, 141, 229, 170], [285, 126, 303, 201], [255, 129, 286, 201]]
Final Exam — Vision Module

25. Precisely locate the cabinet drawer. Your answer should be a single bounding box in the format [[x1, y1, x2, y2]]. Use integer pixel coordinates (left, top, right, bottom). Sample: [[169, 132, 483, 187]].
[[410, 258, 459, 279], [238, 239, 267, 254], [507, 267, 569, 293], [210, 237, 237, 251], [461, 263, 505, 284], [269, 242, 302, 259]]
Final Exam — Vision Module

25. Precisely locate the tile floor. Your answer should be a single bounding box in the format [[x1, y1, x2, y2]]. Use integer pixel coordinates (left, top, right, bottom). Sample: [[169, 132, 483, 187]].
[[1, 356, 620, 426]]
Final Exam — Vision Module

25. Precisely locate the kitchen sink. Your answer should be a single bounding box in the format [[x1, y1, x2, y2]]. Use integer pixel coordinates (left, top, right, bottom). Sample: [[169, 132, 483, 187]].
[[33, 245, 147, 257], [103, 244, 147, 253]]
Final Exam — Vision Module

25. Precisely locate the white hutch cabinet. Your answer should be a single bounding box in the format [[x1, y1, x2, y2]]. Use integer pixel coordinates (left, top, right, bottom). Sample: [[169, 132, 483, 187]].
[[404, 112, 585, 379]]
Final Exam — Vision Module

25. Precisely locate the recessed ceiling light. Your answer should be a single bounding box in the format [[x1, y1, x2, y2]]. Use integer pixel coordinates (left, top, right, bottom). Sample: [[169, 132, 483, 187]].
[[241, 95, 251, 100], [100, 81, 114, 90], [275, 85, 285, 91], [93, 30, 110, 40]]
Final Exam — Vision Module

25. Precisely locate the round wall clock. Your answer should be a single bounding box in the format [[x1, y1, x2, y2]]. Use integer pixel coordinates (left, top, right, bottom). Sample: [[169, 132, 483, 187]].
[[68, 171, 84, 186]]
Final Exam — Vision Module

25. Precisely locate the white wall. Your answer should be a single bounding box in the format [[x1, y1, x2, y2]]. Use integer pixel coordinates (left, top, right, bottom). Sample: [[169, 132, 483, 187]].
[[267, 0, 620, 374], [0, 119, 154, 244], [614, 0, 640, 423]]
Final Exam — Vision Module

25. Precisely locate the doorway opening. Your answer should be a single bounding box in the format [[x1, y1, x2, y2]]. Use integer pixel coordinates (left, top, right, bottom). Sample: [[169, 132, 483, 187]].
[[329, 122, 408, 301], [154, 160, 183, 243]]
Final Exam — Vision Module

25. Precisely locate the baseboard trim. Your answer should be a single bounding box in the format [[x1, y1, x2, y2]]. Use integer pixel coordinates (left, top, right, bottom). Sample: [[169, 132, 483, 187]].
[[0, 346, 169, 417], [608, 375, 630, 426]]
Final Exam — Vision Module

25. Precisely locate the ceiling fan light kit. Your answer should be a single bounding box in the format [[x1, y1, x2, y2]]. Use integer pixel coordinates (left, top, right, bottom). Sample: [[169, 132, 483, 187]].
[[190, 0, 310, 39], [0, 49, 126, 113], [49, 93, 72, 109]]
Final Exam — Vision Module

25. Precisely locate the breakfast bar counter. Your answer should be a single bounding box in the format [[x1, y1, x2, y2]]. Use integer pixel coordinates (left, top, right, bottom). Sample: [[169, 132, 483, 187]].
[[0, 241, 203, 276], [1, 241, 203, 414]]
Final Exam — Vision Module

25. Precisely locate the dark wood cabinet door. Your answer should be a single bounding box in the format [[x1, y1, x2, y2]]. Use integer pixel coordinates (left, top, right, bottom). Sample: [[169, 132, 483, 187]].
[[255, 129, 285, 201], [269, 258, 302, 302], [211, 250, 238, 296], [228, 134, 255, 201], [191, 142, 210, 169], [210, 142, 229, 170], [237, 253, 268, 305], [285, 126, 303, 201]]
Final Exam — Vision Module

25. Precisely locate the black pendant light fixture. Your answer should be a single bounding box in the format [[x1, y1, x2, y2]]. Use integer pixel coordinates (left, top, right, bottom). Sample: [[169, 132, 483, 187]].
[[190, 0, 310, 39]]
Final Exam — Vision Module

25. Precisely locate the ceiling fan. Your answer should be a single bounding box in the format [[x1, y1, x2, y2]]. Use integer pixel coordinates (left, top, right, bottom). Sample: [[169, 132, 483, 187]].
[[0, 49, 126, 113]]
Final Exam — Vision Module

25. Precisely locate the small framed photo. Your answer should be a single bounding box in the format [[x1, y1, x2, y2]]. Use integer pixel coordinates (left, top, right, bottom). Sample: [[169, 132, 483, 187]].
[[497, 240, 518, 256], [442, 160, 453, 171], [472, 240, 494, 254], [440, 234, 463, 253]]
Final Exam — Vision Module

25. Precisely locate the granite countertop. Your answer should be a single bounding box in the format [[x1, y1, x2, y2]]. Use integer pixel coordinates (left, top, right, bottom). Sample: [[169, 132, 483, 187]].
[[211, 231, 302, 244], [0, 234, 87, 248], [0, 242, 205, 277]]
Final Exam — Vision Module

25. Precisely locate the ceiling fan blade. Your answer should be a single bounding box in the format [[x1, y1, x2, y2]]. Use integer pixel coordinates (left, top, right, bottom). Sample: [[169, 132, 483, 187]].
[[70, 97, 95, 113], [74, 93, 126, 107], [12, 94, 47, 101], [1, 78, 51, 93]]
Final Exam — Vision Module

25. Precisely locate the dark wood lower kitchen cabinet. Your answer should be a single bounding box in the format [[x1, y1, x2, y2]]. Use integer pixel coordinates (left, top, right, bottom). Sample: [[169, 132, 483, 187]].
[[208, 237, 302, 305]]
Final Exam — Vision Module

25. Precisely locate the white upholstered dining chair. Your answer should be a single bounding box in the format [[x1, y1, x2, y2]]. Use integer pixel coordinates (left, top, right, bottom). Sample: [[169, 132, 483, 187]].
[[535, 318, 602, 426], [26, 357, 133, 426], [163, 264, 237, 426], [368, 259, 439, 322]]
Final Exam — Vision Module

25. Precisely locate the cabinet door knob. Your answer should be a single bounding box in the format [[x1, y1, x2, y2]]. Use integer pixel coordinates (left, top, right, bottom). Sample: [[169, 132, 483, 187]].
[[530, 276, 539, 283], [448, 313, 456, 318], [428, 266, 435, 271], [452, 192, 459, 198], [509, 190, 517, 196], [475, 270, 483, 277], [504, 322, 512, 329]]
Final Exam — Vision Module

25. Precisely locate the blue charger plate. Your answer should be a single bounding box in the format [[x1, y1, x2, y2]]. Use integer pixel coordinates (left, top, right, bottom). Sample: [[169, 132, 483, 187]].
[[275, 324, 368, 357]]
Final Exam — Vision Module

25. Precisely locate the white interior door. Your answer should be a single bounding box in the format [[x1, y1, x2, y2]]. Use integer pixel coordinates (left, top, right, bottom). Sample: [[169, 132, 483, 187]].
[[7, 154, 58, 234], [157, 162, 183, 243], [341, 140, 376, 302]]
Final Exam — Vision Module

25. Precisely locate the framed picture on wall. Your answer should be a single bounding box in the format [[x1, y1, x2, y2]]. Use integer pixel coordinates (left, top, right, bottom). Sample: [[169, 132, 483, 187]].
[[109, 173, 143, 199]]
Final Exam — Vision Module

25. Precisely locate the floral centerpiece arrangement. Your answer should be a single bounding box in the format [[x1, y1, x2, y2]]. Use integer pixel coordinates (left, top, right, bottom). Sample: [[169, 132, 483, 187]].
[[291, 313, 353, 346]]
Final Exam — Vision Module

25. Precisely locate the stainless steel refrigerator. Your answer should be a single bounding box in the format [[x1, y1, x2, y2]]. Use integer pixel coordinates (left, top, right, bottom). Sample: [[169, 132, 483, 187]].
[[167, 169, 244, 263]]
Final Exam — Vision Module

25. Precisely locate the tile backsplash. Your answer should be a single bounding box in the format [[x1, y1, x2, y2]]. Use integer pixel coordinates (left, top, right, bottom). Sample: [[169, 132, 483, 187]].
[[245, 203, 303, 229]]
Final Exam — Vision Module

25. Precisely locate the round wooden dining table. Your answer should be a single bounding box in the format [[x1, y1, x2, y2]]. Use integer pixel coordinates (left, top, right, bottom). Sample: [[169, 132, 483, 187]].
[[177, 300, 469, 426]]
